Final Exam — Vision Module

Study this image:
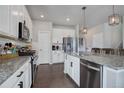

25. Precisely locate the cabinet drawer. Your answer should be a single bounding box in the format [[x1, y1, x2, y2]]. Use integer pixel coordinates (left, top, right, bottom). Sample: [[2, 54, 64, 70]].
[[0, 62, 28, 88], [13, 73, 25, 88]]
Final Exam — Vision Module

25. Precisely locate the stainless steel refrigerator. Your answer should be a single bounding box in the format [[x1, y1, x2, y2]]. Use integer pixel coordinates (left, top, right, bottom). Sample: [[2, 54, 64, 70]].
[[63, 37, 74, 53], [63, 37, 83, 54]]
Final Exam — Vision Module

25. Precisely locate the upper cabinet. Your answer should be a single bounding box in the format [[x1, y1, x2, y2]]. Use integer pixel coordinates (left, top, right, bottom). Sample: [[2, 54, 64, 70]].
[[9, 5, 21, 38], [23, 6, 32, 42], [0, 5, 9, 35], [0, 5, 32, 41]]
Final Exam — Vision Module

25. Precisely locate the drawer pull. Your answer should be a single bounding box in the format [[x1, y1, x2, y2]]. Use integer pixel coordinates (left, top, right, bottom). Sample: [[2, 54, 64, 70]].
[[17, 71, 24, 77], [18, 81, 23, 88]]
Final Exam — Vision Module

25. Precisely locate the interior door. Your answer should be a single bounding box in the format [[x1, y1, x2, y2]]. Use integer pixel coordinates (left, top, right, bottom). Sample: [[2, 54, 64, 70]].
[[38, 32, 51, 64]]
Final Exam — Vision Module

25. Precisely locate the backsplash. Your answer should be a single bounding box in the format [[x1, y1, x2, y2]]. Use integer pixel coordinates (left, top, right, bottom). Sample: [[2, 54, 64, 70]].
[[0, 37, 29, 47]]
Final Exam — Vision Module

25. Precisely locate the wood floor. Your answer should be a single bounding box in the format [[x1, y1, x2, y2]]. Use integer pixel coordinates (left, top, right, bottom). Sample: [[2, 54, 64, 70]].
[[33, 63, 77, 88]]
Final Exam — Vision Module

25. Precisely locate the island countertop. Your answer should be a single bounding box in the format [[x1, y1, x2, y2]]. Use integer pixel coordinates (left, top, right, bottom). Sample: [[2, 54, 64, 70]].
[[66, 53, 124, 70], [0, 56, 31, 85]]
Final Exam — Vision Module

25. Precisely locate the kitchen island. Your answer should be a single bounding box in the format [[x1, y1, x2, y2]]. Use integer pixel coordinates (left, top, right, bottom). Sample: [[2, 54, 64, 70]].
[[68, 53, 124, 70], [64, 53, 124, 88], [0, 56, 31, 88]]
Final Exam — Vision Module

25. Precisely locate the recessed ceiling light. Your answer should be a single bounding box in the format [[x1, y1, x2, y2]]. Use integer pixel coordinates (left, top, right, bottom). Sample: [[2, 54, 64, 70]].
[[66, 18, 70, 21], [40, 15, 44, 18]]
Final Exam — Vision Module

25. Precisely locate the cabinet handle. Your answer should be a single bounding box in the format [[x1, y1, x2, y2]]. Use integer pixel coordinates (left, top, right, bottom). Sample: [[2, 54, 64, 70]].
[[71, 62, 73, 67], [18, 81, 23, 88], [17, 71, 24, 77]]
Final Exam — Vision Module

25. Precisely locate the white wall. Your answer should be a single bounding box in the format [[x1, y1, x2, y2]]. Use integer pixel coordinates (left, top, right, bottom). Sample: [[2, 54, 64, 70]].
[[32, 20, 53, 50], [86, 24, 104, 49], [32, 20, 52, 42], [0, 37, 30, 47], [85, 22, 122, 50]]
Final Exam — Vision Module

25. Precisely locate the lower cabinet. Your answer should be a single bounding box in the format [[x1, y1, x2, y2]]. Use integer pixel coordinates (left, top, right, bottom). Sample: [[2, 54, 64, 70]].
[[103, 66, 124, 88], [64, 54, 80, 86], [24, 62, 32, 88], [52, 51, 64, 63], [0, 60, 32, 88], [13, 74, 25, 88]]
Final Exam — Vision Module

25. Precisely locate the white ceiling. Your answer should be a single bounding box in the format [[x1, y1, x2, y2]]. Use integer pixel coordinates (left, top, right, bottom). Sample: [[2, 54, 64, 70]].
[[26, 5, 124, 28]]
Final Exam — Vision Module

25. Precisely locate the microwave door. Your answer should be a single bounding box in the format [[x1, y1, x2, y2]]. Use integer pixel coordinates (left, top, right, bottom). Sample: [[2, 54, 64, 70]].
[[23, 26, 29, 40]]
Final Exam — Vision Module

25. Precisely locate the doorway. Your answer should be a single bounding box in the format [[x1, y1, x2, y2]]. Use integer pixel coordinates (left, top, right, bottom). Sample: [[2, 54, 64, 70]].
[[38, 31, 51, 64]]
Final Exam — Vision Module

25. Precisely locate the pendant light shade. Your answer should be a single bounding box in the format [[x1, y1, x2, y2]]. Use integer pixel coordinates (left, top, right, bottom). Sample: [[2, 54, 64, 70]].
[[81, 7, 88, 34], [108, 5, 121, 26], [83, 27, 88, 34]]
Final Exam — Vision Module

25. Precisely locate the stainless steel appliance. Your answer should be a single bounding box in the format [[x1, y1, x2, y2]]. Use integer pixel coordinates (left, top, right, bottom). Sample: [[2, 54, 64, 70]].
[[80, 59, 103, 88], [63, 37, 75, 53], [18, 21, 30, 40], [31, 54, 38, 87], [75, 37, 84, 54], [18, 48, 38, 87]]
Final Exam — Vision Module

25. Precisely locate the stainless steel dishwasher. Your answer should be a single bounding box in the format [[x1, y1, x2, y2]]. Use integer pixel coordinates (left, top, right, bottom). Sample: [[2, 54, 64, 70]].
[[80, 59, 103, 88]]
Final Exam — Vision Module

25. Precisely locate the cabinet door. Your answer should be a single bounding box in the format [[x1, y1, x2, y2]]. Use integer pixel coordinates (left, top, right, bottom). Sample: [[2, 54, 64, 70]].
[[57, 51, 64, 63], [67, 55, 80, 86], [18, 5, 24, 23], [9, 5, 20, 38], [68, 56, 73, 78], [0, 5, 9, 34], [24, 63, 32, 88], [66, 55, 70, 75], [64, 54, 67, 73], [23, 6, 29, 27], [13, 74, 25, 88], [73, 57, 80, 86], [23, 6, 32, 42], [52, 51, 58, 63]]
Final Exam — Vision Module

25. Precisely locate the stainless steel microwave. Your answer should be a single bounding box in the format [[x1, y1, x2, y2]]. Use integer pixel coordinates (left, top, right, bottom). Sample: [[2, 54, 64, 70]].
[[18, 21, 30, 40]]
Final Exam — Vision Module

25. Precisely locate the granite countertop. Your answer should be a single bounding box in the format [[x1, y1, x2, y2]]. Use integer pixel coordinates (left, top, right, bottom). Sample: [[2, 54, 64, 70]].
[[67, 53, 124, 70], [0, 56, 31, 85]]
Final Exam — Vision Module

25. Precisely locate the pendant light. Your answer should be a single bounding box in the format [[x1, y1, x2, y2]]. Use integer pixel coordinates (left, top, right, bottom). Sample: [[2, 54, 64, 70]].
[[81, 7, 88, 34], [108, 5, 121, 26]]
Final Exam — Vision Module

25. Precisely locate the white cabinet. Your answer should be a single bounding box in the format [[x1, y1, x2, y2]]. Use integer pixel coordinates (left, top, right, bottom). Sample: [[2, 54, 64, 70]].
[[64, 54, 70, 74], [0, 5, 32, 41], [24, 62, 32, 88], [0, 60, 32, 88], [0, 5, 9, 35], [17, 5, 24, 23], [72, 57, 80, 86], [103, 66, 124, 88], [13, 73, 25, 88], [64, 54, 80, 86], [23, 6, 32, 42], [9, 5, 20, 38], [52, 51, 64, 63], [9, 5, 25, 38]]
